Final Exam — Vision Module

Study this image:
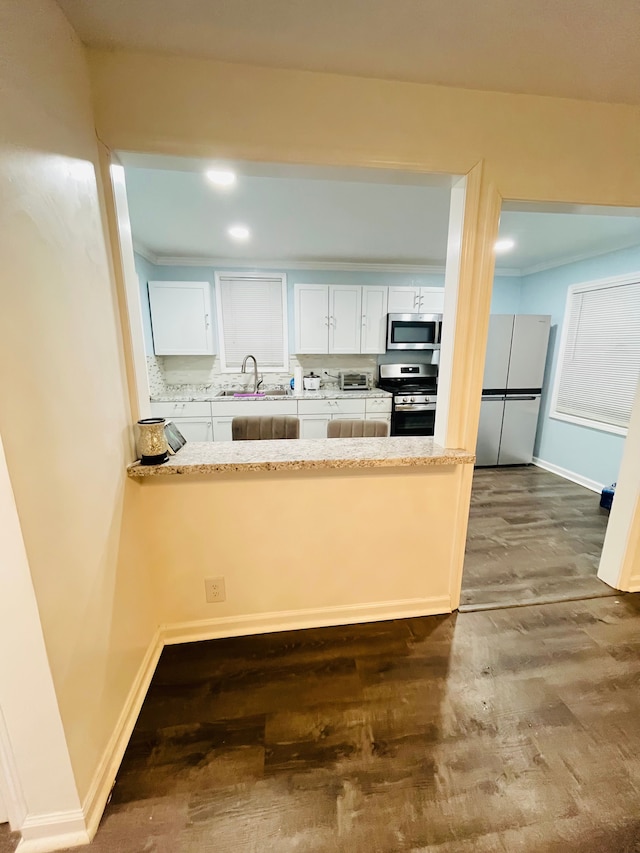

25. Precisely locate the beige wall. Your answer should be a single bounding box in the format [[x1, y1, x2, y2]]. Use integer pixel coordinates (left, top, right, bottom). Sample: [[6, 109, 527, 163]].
[[136, 465, 471, 635], [89, 47, 640, 596], [3, 20, 640, 838], [88, 49, 640, 207], [0, 0, 158, 805]]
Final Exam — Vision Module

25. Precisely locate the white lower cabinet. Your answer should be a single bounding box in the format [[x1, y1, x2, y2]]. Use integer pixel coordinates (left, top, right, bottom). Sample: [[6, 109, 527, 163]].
[[171, 417, 213, 442], [212, 416, 234, 442], [150, 395, 392, 442], [365, 397, 392, 415], [298, 397, 377, 439], [299, 415, 332, 439], [365, 413, 391, 431], [150, 401, 212, 419], [298, 398, 366, 417], [150, 402, 215, 443]]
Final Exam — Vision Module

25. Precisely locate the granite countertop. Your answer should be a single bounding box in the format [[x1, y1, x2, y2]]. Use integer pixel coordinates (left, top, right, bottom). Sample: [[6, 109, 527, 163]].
[[128, 437, 475, 478], [150, 389, 392, 402]]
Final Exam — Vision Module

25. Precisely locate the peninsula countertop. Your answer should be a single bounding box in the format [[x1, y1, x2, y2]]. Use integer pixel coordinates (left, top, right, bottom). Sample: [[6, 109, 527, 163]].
[[128, 437, 475, 478]]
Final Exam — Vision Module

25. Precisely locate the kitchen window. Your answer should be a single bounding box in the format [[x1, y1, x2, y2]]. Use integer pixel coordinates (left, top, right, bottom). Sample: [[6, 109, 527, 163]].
[[214, 273, 289, 372], [550, 273, 640, 435]]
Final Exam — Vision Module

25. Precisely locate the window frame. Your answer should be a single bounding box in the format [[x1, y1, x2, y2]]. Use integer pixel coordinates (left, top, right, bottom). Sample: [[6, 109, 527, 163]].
[[549, 271, 640, 437], [213, 271, 289, 373]]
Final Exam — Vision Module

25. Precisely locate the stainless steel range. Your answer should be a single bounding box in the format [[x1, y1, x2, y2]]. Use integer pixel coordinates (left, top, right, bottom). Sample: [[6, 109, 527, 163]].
[[378, 363, 438, 437]]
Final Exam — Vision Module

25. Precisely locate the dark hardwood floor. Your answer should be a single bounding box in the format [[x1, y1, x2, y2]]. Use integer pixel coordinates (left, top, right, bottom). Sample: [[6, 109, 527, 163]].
[[7, 594, 640, 853], [461, 466, 613, 609]]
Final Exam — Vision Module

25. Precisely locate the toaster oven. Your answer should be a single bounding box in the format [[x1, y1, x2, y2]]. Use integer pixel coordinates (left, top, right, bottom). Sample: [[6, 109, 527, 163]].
[[339, 371, 370, 391]]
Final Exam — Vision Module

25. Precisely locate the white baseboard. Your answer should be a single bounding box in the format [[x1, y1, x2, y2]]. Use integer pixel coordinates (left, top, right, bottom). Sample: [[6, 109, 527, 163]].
[[17, 810, 89, 852], [0, 705, 28, 830], [82, 628, 163, 840], [532, 457, 605, 494], [162, 596, 452, 645]]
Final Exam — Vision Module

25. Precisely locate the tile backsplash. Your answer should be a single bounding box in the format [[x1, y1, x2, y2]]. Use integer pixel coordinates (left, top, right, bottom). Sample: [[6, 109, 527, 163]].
[[147, 354, 378, 397]]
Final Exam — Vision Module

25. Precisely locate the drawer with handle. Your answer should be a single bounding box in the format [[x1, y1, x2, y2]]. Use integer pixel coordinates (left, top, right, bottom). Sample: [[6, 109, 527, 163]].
[[298, 398, 366, 416], [150, 401, 212, 418], [365, 397, 392, 414]]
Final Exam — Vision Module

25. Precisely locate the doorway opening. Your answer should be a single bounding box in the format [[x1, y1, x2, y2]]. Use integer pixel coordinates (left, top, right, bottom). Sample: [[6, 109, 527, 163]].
[[461, 201, 640, 610], [110, 153, 465, 446]]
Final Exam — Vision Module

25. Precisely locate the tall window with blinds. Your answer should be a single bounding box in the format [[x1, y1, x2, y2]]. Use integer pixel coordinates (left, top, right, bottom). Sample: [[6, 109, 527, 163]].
[[214, 273, 288, 371], [550, 274, 640, 435]]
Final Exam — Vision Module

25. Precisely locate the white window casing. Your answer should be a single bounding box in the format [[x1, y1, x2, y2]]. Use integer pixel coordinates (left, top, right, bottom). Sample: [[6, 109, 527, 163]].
[[550, 273, 640, 436], [214, 273, 288, 372]]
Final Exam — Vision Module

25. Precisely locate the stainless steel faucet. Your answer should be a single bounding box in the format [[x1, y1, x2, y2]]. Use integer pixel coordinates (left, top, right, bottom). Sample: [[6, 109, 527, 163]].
[[241, 354, 259, 393]]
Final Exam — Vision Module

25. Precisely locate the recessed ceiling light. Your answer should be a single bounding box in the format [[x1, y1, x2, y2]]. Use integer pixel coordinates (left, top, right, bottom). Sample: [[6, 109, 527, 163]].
[[494, 238, 515, 254], [228, 224, 250, 241], [206, 168, 236, 187]]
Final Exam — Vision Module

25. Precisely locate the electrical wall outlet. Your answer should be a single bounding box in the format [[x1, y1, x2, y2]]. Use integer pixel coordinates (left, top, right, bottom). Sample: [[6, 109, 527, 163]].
[[204, 577, 226, 603]]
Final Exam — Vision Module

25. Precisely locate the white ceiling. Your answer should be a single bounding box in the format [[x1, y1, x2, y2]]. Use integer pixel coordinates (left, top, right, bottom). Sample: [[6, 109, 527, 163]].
[[58, 0, 640, 105], [123, 159, 455, 266], [122, 156, 640, 273]]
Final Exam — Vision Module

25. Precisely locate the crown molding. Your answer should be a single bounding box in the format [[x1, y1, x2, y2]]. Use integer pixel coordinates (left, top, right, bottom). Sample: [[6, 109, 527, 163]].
[[133, 241, 640, 280], [131, 246, 521, 277], [155, 256, 447, 273], [131, 242, 158, 265]]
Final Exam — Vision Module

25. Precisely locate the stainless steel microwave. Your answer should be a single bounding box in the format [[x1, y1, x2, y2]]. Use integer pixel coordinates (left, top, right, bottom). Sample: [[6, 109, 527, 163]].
[[386, 313, 442, 351]]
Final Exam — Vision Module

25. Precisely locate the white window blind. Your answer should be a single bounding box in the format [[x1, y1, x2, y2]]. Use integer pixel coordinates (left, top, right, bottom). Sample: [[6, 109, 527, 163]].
[[552, 276, 640, 433], [216, 274, 288, 371]]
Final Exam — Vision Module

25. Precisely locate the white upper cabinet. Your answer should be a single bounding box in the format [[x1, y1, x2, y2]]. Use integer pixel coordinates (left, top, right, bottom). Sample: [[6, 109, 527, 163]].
[[361, 286, 388, 354], [294, 284, 330, 354], [388, 286, 444, 314], [295, 284, 362, 354], [387, 286, 421, 312], [148, 281, 214, 355], [329, 285, 362, 353]]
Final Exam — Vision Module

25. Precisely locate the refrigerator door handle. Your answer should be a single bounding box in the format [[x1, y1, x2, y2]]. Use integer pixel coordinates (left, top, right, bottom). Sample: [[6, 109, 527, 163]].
[[507, 395, 539, 401], [481, 394, 505, 401]]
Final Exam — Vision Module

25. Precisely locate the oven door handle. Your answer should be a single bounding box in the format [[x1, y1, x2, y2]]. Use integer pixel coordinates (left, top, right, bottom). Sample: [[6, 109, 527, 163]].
[[394, 404, 436, 412]]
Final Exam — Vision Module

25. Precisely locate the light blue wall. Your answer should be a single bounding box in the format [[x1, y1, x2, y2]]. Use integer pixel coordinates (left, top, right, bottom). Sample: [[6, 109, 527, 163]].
[[519, 244, 640, 486], [134, 254, 517, 355], [491, 276, 523, 313]]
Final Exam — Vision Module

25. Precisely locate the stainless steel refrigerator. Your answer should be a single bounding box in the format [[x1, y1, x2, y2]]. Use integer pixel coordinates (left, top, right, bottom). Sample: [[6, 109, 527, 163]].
[[476, 314, 551, 466]]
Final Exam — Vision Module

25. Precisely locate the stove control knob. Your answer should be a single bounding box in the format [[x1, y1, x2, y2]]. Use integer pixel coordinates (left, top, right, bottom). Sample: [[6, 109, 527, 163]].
[[402, 396, 408, 403], [410, 396, 415, 403]]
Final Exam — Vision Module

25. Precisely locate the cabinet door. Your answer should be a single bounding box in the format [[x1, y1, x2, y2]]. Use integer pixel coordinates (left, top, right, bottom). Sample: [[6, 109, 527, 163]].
[[148, 281, 214, 355], [329, 286, 362, 354], [171, 417, 213, 442], [507, 315, 551, 390], [365, 413, 391, 433], [361, 286, 388, 354], [212, 417, 234, 442], [299, 415, 332, 439], [387, 287, 421, 313], [294, 284, 329, 353], [418, 287, 445, 313]]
